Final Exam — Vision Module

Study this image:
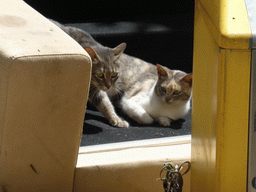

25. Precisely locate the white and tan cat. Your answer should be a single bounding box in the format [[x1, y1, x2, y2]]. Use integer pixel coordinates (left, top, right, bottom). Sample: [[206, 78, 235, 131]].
[[119, 63, 192, 126]]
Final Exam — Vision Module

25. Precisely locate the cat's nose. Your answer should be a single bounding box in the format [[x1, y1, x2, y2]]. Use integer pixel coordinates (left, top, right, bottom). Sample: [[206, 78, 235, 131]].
[[165, 96, 171, 103], [104, 78, 111, 89], [105, 83, 112, 89]]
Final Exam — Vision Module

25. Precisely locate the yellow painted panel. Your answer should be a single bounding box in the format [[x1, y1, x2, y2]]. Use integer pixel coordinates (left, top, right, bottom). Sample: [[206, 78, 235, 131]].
[[216, 49, 251, 191], [191, 1, 218, 190], [199, 0, 251, 49], [192, 0, 251, 191]]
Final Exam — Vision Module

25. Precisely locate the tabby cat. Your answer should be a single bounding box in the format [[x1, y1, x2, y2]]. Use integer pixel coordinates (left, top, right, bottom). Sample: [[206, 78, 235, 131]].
[[51, 20, 192, 127], [50, 19, 129, 127]]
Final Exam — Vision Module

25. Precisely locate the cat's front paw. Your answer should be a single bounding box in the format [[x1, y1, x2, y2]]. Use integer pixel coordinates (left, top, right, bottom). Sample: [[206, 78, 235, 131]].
[[110, 118, 129, 128], [138, 113, 154, 124], [158, 117, 172, 126]]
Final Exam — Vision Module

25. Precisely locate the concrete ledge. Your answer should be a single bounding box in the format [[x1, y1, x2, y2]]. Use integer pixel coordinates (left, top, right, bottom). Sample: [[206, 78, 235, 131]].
[[75, 136, 191, 192]]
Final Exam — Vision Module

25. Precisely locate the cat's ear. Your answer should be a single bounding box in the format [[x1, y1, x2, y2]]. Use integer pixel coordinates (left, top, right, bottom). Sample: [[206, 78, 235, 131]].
[[156, 64, 168, 77], [181, 74, 193, 87], [113, 43, 126, 59], [85, 47, 99, 61]]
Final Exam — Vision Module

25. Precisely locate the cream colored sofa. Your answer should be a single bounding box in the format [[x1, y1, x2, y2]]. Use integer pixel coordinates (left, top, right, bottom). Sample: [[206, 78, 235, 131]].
[[0, 0, 91, 191]]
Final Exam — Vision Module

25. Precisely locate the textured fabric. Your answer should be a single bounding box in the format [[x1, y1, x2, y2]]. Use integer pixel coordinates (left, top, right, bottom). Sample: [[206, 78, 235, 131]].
[[0, 0, 91, 191]]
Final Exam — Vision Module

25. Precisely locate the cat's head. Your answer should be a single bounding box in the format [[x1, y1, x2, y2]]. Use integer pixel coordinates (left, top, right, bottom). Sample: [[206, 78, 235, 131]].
[[85, 43, 126, 91], [155, 64, 192, 105]]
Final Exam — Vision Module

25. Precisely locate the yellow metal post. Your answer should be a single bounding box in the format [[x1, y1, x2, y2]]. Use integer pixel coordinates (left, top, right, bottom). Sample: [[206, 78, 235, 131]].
[[191, 0, 252, 191]]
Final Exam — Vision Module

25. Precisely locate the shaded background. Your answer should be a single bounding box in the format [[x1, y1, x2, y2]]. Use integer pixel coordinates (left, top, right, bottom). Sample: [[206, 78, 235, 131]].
[[24, 0, 194, 146]]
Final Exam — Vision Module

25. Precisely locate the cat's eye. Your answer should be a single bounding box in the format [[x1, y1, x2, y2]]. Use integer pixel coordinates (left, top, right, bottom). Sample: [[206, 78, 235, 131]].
[[161, 86, 166, 93], [111, 72, 118, 78], [173, 90, 181, 95], [96, 72, 104, 78]]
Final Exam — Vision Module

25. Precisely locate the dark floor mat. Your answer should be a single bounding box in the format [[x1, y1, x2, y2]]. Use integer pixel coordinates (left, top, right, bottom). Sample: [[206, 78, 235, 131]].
[[80, 104, 191, 146]]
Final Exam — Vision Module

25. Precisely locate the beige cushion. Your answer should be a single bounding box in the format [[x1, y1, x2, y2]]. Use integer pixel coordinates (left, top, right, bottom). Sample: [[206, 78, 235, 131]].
[[0, 0, 91, 191]]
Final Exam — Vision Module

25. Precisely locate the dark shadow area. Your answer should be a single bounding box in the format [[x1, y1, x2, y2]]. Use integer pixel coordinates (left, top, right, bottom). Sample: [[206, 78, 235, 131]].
[[68, 15, 194, 73], [24, 0, 194, 23]]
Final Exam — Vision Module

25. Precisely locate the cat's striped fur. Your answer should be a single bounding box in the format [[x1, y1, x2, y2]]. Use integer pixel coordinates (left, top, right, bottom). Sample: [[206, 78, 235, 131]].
[[50, 19, 129, 127]]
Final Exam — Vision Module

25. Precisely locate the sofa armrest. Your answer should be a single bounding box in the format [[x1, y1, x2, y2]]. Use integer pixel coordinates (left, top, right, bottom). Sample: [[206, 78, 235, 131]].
[[0, 0, 91, 191]]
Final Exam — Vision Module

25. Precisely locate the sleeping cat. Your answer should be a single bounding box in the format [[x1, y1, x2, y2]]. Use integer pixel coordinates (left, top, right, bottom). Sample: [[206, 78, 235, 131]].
[[51, 20, 192, 127]]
